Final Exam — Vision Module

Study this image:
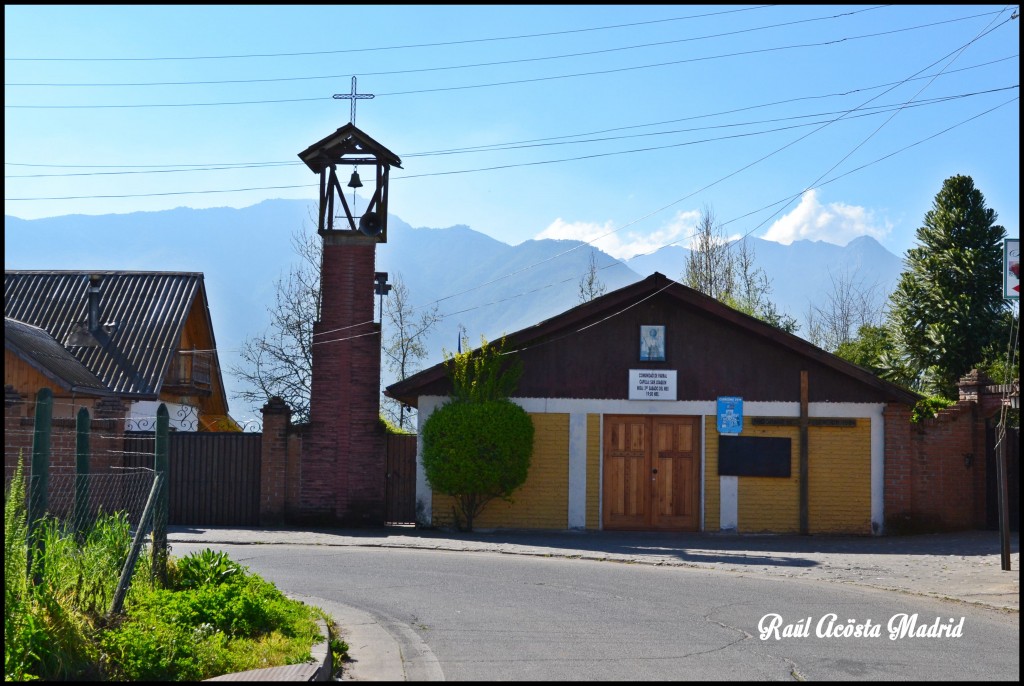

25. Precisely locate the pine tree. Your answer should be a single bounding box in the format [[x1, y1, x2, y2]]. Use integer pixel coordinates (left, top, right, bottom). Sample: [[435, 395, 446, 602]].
[[886, 175, 1008, 398]]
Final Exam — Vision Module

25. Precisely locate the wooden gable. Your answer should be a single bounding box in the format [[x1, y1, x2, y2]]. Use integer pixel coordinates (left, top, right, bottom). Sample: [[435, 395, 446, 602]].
[[386, 272, 920, 407]]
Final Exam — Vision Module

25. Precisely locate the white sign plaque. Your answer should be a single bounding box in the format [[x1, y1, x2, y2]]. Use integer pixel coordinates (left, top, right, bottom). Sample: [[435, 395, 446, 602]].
[[629, 370, 677, 400]]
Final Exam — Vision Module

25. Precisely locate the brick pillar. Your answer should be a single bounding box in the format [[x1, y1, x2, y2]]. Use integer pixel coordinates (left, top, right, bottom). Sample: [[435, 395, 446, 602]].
[[883, 402, 913, 532], [303, 233, 386, 525], [92, 397, 127, 473], [260, 396, 292, 525]]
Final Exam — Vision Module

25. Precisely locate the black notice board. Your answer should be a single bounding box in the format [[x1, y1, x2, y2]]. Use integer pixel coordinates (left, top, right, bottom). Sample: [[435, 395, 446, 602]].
[[718, 436, 792, 477]]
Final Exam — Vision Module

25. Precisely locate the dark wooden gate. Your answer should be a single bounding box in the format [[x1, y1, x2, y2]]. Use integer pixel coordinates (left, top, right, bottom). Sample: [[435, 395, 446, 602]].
[[124, 431, 262, 526], [385, 434, 417, 525]]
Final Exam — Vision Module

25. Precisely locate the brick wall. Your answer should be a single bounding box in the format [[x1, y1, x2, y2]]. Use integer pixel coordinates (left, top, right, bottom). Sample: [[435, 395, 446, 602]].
[[704, 416, 721, 531], [4, 387, 132, 521], [808, 421, 872, 534], [884, 400, 982, 532], [433, 413, 570, 529], [706, 415, 872, 534], [735, 424, 801, 534]]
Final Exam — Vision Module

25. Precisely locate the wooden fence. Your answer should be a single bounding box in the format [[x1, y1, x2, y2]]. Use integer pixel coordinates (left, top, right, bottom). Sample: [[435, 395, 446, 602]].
[[123, 431, 418, 526], [124, 431, 262, 526]]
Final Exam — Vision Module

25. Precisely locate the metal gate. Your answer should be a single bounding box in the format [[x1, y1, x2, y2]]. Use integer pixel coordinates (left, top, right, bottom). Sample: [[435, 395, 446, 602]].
[[124, 431, 262, 526], [385, 434, 417, 525]]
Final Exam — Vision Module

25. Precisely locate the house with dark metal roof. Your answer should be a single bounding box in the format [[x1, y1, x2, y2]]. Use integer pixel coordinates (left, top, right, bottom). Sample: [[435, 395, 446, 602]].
[[5, 270, 235, 431], [387, 271, 929, 535]]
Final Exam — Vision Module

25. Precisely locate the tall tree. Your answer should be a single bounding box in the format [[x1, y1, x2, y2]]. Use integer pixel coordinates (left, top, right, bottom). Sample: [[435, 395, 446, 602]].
[[886, 174, 1008, 398], [578, 251, 607, 303], [685, 204, 798, 333], [685, 204, 734, 300], [805, 270, 885, 352], [382, 272, 441, 432], [230, 228, 320, 422]]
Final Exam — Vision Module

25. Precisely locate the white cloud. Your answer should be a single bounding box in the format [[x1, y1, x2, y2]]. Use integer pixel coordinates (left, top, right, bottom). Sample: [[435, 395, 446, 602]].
[[761, 190, 891, 246], [536, 210, 700, 260]]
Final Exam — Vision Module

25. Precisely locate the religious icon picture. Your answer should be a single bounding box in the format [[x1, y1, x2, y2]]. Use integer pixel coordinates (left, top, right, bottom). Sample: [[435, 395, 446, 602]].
[[639, 325, 666, 362]]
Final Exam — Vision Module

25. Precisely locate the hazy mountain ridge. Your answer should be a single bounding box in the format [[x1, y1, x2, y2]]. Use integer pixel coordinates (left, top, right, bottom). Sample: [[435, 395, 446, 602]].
[[5, 199, 904, 418]]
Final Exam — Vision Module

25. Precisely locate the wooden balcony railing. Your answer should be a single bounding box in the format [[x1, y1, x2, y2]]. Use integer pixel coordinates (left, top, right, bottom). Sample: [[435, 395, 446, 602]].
[[163, 351, 213, 394]]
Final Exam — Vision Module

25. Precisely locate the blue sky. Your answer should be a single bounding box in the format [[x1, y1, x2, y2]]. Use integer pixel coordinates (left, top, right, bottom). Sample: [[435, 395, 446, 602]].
[[4, 4, 1020, 261]]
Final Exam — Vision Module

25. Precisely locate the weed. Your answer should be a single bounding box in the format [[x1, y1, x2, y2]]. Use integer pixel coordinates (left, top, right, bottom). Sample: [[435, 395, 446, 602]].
[[5, 462, 328, 681]]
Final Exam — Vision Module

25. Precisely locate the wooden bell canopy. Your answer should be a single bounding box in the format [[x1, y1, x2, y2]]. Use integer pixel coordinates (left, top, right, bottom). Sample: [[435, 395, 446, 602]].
[[297, 123, 403, 242]]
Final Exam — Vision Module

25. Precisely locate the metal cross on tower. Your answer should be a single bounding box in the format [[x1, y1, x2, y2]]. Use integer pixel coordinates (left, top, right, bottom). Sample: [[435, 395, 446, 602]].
[[333, 76, 375, 125]]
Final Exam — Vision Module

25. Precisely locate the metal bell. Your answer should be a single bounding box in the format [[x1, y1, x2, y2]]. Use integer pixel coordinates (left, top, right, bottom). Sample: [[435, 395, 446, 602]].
[[347, 168, 363, 189]]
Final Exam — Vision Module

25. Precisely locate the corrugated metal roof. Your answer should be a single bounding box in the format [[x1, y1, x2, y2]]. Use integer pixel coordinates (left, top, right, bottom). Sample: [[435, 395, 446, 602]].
[[4, 271, 202, 397], [5, 317, 111, 395]]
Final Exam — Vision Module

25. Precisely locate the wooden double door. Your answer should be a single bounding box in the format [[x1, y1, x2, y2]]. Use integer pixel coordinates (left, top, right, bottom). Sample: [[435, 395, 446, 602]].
[[602, 415, 701, 531]]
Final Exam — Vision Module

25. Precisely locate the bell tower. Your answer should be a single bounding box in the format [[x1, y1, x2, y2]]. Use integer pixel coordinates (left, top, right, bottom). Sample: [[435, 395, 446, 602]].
[[296, 123, 402, 525]]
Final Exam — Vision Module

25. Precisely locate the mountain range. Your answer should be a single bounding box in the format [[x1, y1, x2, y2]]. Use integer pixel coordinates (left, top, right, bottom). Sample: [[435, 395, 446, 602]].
[[4, 199, 905, 419]]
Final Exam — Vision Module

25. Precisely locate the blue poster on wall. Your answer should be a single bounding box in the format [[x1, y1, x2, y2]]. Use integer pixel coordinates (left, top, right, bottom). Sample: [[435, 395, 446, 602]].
[[717, 396, 743, 434]]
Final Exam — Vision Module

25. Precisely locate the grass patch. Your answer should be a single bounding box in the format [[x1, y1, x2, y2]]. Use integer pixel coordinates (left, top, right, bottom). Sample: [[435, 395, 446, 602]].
[[5, 462, 336, 681]]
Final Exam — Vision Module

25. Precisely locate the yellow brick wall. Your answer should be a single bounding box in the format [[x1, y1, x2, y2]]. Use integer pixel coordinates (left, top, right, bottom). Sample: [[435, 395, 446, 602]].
[[704, 416, 720, 531], [705, 417, 871, 534], [736, 424, 801, 533], [586, 414, 601, 530], [808, 421, 871, 534], [432, 413, 569, 529]]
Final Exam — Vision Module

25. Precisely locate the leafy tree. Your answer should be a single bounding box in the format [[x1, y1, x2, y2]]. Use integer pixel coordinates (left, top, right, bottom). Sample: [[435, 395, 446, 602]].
[[381, 273, 441, 432], [578, 251, 607, 303], [977, 310, 1020, 387], [446, 335, 523, 404], [886, 175, 1009, 398], [834, 324, 894, 376], [421, 337, 534, 531]]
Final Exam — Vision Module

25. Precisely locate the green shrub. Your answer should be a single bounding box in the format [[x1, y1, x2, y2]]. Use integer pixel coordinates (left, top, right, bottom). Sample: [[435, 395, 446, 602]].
[[102, 553, 320, 680], [422, 399, 534, 530], [911, 395, 956, 423], [5, 464, 325, 681], [174, 548, 244, 589]]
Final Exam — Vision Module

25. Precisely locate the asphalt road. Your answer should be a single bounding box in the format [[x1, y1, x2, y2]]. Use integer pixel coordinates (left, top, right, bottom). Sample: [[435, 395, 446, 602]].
[[173, 542, 1020, 681]]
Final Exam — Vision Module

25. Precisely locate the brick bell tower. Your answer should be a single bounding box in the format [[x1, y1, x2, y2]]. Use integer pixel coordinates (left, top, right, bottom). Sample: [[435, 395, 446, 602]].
[[297, 123, 402, 525]]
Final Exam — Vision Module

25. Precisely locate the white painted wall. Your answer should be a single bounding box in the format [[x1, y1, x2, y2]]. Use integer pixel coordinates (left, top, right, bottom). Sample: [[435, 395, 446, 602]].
[[127, 400, 198, 432]]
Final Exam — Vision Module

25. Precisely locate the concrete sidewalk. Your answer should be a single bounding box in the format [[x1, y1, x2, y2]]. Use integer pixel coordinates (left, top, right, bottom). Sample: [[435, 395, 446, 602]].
[[173, 526, 1018, 680]]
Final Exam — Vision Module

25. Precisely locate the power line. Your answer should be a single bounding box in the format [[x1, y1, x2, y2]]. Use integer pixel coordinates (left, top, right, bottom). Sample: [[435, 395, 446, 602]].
[[5, 6, 887, 87], [0, 98, 967, 200], [728, 10, 1019, 242], [4, 6, 774, 62], [6, 87, 1017, 201], [10, 98, 1015, 359], [7, 85, 1017, 180], [5, 54, 1014, 174], [5, 11, 1003, 110]]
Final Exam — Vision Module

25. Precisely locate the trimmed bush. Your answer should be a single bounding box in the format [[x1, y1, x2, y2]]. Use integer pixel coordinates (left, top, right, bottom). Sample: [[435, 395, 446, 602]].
[[422, 399, 534, 530]]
